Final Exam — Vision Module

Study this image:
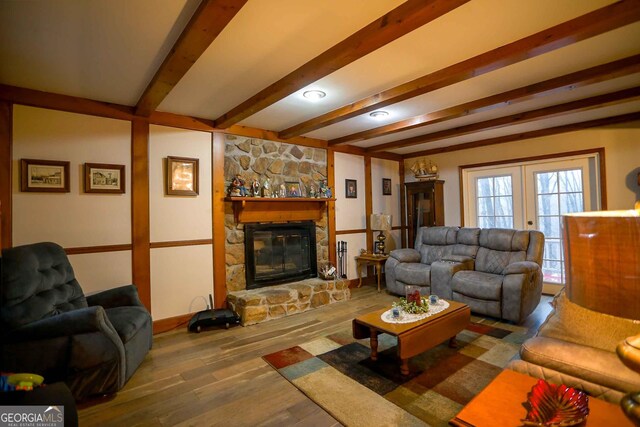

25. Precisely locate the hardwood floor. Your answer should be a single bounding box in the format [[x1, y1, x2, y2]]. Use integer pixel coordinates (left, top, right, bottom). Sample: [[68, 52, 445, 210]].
[[78, 287, 552, 426]]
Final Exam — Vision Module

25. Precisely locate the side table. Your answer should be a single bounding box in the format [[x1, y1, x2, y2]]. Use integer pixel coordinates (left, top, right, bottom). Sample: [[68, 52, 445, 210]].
[[450, 369, 633, 426], [355, 254, 389, 292]]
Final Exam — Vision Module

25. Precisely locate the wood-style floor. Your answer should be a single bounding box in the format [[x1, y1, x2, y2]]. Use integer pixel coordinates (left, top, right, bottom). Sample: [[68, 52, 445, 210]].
[[78, 286, 553, 426]]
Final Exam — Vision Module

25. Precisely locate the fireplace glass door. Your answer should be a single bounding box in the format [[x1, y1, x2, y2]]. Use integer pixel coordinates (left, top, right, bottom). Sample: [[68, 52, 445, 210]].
[[245, 222, 317, 289]]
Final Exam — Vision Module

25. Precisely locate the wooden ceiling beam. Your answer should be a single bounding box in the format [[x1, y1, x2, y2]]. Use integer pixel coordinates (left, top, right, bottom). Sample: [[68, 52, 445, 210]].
[[403, 112, 640, 158], [329, 55, 640, 145], [213, 0, 470, 129], [282, 0, 640, 139], [331, 144, 402, 161], [135, 0, 248, 116], [369, 87, 640, 152]]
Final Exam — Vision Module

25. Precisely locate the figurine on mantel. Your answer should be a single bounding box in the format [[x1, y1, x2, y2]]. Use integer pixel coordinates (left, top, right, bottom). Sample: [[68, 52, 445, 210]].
[[309, 183, 317, 198], [262, 178, 272, 198], [279, 183, 287, 198], [319, 179, 332, 198], [251, 179, 260, 197], [228, 174, 248, 197]]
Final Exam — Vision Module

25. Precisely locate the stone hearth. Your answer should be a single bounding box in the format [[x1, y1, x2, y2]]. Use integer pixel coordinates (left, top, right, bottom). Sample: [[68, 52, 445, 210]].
[[227, 278, 350, 326]]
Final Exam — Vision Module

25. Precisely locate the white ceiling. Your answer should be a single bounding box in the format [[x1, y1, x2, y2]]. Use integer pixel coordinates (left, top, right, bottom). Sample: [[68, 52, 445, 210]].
[[1, 0, 639, 157]]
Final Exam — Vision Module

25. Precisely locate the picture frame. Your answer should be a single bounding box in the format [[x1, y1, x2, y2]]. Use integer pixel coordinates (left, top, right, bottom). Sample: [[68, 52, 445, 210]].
[[166, 156, 199, 196], [345, 179, 357, 199], [286, 181, 301, 198], [20, 159, 70, 193], [382, 178, 392, 195], [84, 163, 125, 194]]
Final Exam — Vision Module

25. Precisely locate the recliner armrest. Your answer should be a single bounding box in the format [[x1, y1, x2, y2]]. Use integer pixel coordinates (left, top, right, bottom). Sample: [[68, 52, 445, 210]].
[[441, 254, 475, 265], [503, 261, 540, 275], [388, 248, 420, 263], [87, 284, 144, 309], [4, 306, 116, 342]]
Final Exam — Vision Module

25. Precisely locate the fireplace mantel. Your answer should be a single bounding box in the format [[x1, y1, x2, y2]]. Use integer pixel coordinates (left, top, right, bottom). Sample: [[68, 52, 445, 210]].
[[225, 197, 335, 223]]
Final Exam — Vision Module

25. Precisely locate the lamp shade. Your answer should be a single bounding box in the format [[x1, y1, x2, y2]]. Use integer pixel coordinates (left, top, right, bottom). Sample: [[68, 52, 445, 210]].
[[370, 214, 392, 231], [563, 209, 640, 319]]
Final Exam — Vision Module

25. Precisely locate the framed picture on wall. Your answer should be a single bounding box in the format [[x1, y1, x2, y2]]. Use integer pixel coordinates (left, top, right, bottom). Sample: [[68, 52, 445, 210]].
[[84, 163, 125, 194], [20, 158, 70, 193], [345, 179, 357, 199], [382, 178, 392, 195], [167, 156, 199, 196]]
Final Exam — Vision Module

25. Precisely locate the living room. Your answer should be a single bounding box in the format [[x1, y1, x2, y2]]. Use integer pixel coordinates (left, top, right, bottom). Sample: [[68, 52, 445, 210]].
[[1, 0, 639, 425]]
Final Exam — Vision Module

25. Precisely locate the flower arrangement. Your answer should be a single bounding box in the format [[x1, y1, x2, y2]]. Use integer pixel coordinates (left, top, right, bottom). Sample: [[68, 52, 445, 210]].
[[392, 294, 430, 314]]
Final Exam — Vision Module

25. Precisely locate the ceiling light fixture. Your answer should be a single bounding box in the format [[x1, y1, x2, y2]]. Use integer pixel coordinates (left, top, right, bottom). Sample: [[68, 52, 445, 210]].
[[303, 90, 326, 100], [369, 110, 389, 119]]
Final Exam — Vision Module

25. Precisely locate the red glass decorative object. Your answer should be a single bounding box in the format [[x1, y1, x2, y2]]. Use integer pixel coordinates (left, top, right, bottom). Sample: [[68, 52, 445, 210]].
[[522, 379, 589, 426]]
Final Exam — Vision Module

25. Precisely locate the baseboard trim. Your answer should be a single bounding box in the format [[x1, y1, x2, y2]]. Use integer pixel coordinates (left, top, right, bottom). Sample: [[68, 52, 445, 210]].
[[153, 312, 193, 334]]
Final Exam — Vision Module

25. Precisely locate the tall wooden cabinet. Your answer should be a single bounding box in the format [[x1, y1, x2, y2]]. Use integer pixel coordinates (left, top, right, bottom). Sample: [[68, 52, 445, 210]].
[[405, 180, 445, 247]]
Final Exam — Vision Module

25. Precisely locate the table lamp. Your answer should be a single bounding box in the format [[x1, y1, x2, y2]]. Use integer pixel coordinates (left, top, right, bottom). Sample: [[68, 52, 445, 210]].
[[370, 213, 391, 255]]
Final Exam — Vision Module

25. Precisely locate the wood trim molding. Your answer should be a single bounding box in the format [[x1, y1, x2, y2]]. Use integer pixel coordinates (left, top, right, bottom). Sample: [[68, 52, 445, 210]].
[[131, 120, 151, 311], [327, 148, 337, 266], [331, 55, 640, 146], [365, 156, 373, 253], [0, 101, 12, 249], [391, 226, 402, 231], [149, 239, 213, 249], [0, 84, 135, 121], [370, 87, 640, 152], [153, 312, 193, 334], [399, 161, 406, 248], [65, 244, 132, 255], [404, 112, 640, 159], [135, 0, 247, 116], [458, 147, 608, 224], [336, 228, 367, 235], [296, 1, 640, 136], [215, 0, 470, 129], [212, 133, 227, 309]]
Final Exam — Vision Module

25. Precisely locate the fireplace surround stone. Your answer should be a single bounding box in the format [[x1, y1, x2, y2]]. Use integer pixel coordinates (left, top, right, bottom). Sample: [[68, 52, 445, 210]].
[[224, 134, 329, 293], [227, 278, 350, 326]]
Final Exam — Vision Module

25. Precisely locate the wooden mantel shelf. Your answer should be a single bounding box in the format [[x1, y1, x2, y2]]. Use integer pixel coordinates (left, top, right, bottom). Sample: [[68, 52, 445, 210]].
[[225, 197, 335, 223]]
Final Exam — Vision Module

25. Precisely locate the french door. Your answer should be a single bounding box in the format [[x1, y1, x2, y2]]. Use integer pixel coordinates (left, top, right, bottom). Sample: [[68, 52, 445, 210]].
[[463, 155, 600, 293]]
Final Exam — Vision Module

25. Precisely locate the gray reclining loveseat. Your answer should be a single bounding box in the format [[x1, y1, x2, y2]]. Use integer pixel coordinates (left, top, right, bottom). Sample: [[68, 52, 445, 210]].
[[385, 226, 544, 323]]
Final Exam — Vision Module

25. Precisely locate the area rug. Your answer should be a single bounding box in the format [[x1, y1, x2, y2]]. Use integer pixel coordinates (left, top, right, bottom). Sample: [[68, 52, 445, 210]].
[[263, 320, 528, 427]]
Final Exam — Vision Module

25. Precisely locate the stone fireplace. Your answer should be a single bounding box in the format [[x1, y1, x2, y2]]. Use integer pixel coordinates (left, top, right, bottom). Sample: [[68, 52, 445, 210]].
[[224, 135, 349, 326]]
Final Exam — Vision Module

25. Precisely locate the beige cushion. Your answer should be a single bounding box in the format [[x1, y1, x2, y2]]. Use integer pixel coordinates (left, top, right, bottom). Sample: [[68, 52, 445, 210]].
[[538, 291, 640, 352]]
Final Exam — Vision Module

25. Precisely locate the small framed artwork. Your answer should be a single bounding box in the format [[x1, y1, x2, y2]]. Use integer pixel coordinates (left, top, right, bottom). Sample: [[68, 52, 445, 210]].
[[382, 178, 392, 196], [84, 163, 125, 194], [20, 159, 70, 193], [286, 181, 301, 197], [345, 179, 357, 199], [167, 156, 199, 196]]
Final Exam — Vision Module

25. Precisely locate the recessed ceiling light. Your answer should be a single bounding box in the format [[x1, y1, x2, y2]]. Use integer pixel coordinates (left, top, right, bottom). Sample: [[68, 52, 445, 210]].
[[369, 110, 389, 119], [303, 90, 326, 100]]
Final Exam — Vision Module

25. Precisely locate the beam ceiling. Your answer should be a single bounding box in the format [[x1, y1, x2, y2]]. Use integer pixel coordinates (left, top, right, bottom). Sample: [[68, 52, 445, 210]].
[[280, 0, 640, 139], [212, 0, 470, 129], [135, 0, 247, 116], [329, 55, 640, 146]]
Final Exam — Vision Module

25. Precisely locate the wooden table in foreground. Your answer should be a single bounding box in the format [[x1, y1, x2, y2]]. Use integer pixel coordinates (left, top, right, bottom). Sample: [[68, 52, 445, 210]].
[[355, 254, 389, 292], [352, 300, 470, 375], [450, 369, 634, 427]]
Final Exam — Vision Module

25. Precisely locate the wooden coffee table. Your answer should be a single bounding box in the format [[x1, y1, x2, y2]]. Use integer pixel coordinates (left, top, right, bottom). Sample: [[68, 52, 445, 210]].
[[352, 300, 470, 375], [450, 369, 634, 426]]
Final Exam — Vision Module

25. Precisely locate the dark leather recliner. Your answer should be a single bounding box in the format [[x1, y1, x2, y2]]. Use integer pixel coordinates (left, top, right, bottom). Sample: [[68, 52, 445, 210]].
[[0, 242, 152, 400]]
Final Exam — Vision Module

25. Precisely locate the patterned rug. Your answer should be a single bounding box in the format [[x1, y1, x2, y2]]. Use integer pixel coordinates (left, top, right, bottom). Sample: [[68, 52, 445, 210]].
[[263, 320, 528, 427]]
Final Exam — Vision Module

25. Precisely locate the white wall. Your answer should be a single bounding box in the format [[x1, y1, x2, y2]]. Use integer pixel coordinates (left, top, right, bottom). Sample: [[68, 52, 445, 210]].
[[405, 122, 640, 226], [371, 158, 401, 251], [12, 105, 132, 290], [149, 125, 213, 319], [334, 152, 366, 279]]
